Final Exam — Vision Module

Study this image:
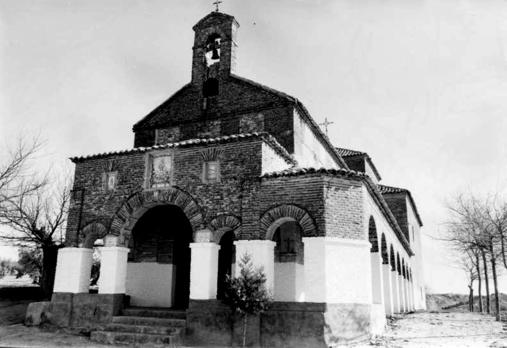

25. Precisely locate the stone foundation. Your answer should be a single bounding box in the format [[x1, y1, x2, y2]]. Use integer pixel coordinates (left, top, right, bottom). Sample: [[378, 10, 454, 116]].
[[45, 293, 126, 331], [186, 300, 374, 347]]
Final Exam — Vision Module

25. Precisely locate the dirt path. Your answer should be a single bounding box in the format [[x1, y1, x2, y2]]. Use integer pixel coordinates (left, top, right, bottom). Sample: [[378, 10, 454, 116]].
[[363, 312, 507, 348]]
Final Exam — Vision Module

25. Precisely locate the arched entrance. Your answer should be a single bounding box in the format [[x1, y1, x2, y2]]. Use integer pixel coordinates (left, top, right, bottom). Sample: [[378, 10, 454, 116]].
[[126, 204, 193, 309], [217, 229, 235, 299]]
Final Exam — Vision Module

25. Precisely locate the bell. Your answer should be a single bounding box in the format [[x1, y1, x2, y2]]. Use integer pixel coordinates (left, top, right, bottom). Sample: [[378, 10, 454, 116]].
[[211, 48, 220, 60]]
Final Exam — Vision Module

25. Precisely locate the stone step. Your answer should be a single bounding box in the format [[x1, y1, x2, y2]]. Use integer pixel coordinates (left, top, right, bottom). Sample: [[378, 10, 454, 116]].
[[91, 330, 181, 346], [112, 315, 186, 327], [104, 323, 184, 336], [122, 307, 187, 319]]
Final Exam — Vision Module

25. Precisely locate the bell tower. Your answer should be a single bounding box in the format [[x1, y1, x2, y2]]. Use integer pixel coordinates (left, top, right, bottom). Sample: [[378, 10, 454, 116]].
[[191, 12, 239, 96]]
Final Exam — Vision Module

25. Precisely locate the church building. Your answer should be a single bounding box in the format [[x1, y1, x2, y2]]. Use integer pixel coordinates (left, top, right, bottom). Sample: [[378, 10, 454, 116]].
[[46, 10, 426, 347]]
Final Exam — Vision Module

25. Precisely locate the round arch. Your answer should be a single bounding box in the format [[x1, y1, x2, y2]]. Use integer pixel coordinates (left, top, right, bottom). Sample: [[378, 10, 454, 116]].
[[209, 214, 241, 243], [260, 204, 317, 240], [368, 216, 379, 252], [110, 188, 204, 247], [81, 222, 108, 248], [380, 234, 389, 264]]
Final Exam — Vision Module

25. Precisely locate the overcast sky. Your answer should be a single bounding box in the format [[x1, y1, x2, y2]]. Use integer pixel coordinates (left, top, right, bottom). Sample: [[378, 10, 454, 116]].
[[1, 0, 507, 294]]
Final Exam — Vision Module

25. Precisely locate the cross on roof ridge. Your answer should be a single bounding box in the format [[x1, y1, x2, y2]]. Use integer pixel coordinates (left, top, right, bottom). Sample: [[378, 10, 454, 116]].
[[213, 0, 222, 12]]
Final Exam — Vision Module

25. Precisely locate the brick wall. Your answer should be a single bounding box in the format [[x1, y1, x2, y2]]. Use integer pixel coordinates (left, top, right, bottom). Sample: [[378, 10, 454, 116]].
[[323, 176, 365, 239], [67, 137, 292, 246]]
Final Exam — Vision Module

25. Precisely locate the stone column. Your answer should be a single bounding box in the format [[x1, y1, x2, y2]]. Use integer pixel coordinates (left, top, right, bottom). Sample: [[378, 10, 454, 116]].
[[98, 247, 129, 294], [53, 247, 93, 293], [234, 240, 275, 294], [382, 264, 393, 316], [391, 271, 400, 313], [370, 252, 384, 305], [189, 242, 221, 300]]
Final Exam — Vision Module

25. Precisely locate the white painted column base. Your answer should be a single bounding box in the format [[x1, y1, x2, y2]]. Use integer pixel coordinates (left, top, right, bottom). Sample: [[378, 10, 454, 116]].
[[382, 264, 393, 316], [370, 252, 384, 305], [189, 243, 220, 300], [54, 247, 93, 293], [398, 275, 406, 312], [234, 240, 275, 294], [303, 237, 371, 304], [391, 271, 400, 313], [98, 247, 129, 294]]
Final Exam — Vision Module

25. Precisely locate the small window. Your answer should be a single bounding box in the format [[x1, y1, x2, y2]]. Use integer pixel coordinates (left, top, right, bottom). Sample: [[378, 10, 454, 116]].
[[203, 161, 220, 183], [102, 172, 117, 192]]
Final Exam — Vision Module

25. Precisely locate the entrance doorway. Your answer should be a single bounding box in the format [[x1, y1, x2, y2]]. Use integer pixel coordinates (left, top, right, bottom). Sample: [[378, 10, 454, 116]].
[[217, 230, 235, 299], [127, 204, 192, 309]]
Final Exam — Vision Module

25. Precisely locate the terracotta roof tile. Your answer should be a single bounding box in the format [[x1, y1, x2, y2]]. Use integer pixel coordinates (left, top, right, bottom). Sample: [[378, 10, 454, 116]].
[[335, 147, 366, 157], [70, 132, 295, 164]]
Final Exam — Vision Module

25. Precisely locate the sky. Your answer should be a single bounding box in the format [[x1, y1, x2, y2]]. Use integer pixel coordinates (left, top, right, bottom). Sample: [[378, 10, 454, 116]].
[[1, 0, 507, 294]]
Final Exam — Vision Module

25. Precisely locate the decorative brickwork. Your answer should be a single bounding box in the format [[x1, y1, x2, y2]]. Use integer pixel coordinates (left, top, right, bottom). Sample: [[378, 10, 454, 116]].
[[260, 204, 317, 240], [110, 188, 203, 247], [209, 214, 241, 242]]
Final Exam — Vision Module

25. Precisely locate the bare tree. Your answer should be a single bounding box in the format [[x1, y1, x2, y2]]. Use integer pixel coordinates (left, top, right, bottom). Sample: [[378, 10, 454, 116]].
[[445, 194, 503, 320], [0, 181, 70, 297], [0, 138, 45, 209], [0, 137, 70, 297]]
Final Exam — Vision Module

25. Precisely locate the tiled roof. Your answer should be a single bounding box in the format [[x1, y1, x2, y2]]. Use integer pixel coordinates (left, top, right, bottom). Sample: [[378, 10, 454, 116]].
[[335, 147, 366, 157], [70, 132, 295, 164], [378, 185, 423, 227], [378, 185, 407, 194], [261, 167, 414, 256], [262, 167, 365, 179], [335, 147, 382, 181]]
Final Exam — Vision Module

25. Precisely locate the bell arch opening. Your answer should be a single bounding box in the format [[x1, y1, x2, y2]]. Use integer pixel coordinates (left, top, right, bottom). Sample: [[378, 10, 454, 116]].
[[126, 204, 193, 309]]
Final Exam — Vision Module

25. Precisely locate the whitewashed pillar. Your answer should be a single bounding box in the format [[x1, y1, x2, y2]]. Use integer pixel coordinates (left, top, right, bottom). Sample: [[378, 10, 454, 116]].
[[398, 274, 406, 312], [98, 247, 129, 294], [409, 280, 415, 311], [303, 237, 371, 304], [370, 252, 384, 304], [53, 247, 93, 293], [189, 242, 220, 300], [391, 271, 400, 313], [234, 240, 275, 294], [382, 264, 393, 316]]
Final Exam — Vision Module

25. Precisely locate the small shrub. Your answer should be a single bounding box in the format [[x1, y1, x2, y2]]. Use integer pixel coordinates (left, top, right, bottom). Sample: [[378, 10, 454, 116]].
[[222, 253, 272, 347]]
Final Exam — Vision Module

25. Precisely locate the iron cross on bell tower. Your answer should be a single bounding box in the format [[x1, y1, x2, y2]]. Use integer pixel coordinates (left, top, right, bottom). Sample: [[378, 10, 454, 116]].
[[213, 0, 222, 12]]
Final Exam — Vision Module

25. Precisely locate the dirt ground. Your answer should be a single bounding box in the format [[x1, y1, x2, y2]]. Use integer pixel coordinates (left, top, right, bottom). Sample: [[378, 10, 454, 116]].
[[353, 312, 507, 348], [0, 309, 506, 347]]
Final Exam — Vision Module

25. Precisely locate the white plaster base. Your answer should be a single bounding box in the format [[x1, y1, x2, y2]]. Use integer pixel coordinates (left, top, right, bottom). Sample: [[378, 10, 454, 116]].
[[391, 271, 400, 313], [189, 243, 220, 300], [370, 253, 384, 304], [398, 275, 406, 312], [370, 303, 387, 335], [98, 247, 129, 294], [54, 248, 93, 293], [382, 264, 393, 316], [234, 240, 275, 294], [303, 237, 371, 304], [274, 262, 305, 302], [126, 262, 175, 307]]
